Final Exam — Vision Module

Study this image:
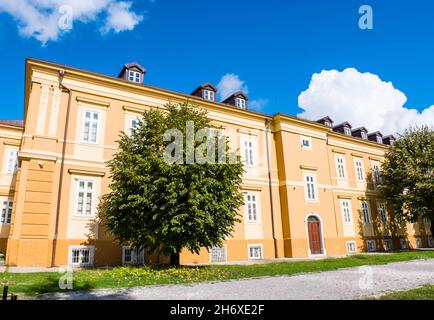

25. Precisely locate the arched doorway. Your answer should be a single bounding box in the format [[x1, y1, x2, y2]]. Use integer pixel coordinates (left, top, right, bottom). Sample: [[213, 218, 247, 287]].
[[307, 215, 323, 255]]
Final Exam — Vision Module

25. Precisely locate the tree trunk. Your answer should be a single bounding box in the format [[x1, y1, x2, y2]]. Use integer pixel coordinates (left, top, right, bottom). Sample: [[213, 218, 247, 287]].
[[170, 252, 180, 266]]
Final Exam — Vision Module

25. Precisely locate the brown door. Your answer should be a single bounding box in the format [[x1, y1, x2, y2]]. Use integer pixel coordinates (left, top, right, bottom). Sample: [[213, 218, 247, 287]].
[[308, 217, 323, 254]]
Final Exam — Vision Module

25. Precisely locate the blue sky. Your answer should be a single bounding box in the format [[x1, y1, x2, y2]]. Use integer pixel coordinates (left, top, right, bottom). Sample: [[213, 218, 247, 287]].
[[0, 0, 433, 134]]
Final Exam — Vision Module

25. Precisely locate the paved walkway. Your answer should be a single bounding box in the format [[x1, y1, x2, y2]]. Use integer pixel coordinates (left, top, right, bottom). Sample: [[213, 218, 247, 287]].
[[37, 259, 434, 300]]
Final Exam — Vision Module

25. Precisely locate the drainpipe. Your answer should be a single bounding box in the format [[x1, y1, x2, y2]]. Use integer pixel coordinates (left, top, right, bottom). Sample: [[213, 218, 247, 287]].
[[265, 118, 278, 258], [51, 70, 72, 267]]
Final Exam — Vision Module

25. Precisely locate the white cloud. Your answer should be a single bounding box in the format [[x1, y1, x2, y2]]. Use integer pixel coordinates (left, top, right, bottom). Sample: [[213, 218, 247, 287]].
[[0, 0, 144, 44], [217, 73, 249, 101], [250, 98, 269, 111], [298, 68, 434, 135]]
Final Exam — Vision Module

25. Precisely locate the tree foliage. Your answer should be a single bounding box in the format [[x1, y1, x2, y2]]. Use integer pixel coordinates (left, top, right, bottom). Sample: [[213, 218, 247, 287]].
[[380, 126, 434, 234], [100, 103, 244, 262]]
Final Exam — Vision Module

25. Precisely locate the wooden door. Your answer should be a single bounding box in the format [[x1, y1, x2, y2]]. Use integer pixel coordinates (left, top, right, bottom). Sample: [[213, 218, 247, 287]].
[[308, 218, 323, 254]]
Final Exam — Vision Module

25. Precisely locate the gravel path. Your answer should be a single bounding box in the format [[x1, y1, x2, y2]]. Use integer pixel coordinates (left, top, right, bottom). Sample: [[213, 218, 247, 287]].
[[37, 259, 434, 300]]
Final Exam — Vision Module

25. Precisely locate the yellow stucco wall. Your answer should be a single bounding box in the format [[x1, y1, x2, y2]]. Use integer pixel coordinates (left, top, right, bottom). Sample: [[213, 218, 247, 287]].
[[0, 58, 431, 267]]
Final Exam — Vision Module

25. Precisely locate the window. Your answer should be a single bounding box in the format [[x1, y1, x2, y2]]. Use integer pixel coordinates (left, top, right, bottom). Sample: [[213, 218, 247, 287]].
[[76, 180, 94, 216], [361, 131, 368, 140], [400, 238, 409, 250], [241, 137, 256, 166], [0, 200, 13, 224], [346, 241, 356, 253], [335, 156, 346, 179], [128, 70, 141, 83], [245, 193, 259, 223], [69, 246, 94, 267], [5, 150, 18, 174], [248, 245, 263, 260], [396, 213, 403, 224], [428, 236, 434, 248], [324, 121, 332, 127], [203, 90, 215, 101], [82, 111, 99, 143], [376, 136, 383, 144], [366, 240, 376, 252], [378, 203, 387, 225], [210, 246, 227, 263], [122, 246, 144, 265], [361, 201, 371, 224], [304, 173, 317, 201], [354, 159, 364, 181], [300, 136, 312, 150], [344, 127, 351, 136], [340, 199, 352, 224], [423, 216, 431, 225], [372, 163, 381, 184], [129, 118, 139, 136], [235, 98, 246, 109], [415, 238, 422, 249], [384, 239, 393, 251]]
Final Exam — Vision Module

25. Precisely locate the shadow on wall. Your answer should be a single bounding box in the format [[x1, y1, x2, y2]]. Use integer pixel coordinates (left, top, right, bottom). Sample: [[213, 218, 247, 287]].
[[356, 172, 410, 253]]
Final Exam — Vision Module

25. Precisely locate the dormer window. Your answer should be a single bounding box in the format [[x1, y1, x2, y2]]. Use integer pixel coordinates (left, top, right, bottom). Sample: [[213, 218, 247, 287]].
[[129, 70, 141, 83], [376, 136, 383, 144], [236, 98, 246, 109], [344, 127, 351, 136], [361, 131, 368, 140], [203, 90, 215, 102], [118, 62, 146, 84], [324, 121, 331, 127]]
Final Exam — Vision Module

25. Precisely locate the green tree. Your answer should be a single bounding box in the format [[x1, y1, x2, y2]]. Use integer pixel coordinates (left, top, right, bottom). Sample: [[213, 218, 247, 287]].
[[380, 126, 434, 236], [100, 103, 244, 265]]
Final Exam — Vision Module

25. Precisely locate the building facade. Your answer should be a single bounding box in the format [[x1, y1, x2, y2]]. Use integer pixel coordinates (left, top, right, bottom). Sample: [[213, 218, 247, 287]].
[[0, 58, 432, 267]]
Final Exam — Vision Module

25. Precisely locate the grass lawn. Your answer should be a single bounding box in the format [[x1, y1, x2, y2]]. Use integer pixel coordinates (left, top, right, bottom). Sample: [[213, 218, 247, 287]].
[[1, 250, 434, 297], [372, 285, 434, 300]]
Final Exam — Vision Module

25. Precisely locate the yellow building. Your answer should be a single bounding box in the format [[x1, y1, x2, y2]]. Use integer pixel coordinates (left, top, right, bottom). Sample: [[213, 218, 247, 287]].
[[0, 58, 432, 267]]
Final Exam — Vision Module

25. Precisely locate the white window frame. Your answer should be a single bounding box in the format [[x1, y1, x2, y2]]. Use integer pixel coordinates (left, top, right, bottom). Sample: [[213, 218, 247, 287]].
[[300, 136, 312, 150], [378, 203, 387, 225], [340, 199, 353, 224], [344, 127, 351, 136], [366, 240, 376, 252], [81, 110, 100, 144], [244, 192, 260, 224], [335, 155, 347, 179], [122, 246, 145, 265], [68, 245, 94, 267], [203, 90, 215, 101], [423, 216, 431, 225], [75, 179, 95, 217], [304, 172, 318, 202], [354, 158, 365, 181], [361, 131, 368, 140], [235, 98, 246, 109], [129, 117, 139, 136], [209, 245, 227, 263], [376, 136, 383, 144], [384, 239, 393, 251], [346, 241, 357, 253], [128, 70, 141, 83], [5, 150, 18, 174], [0, 200, 13, 224], [248, 244, 263, 260], [240, 136, 257, 167], [361, 201, 371, 224]]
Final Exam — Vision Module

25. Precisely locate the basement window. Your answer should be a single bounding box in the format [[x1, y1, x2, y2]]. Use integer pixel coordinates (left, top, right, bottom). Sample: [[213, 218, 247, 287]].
[[69, 246, 94, 267], [248, 245, 263, 260], [210, 246, 227, 263]]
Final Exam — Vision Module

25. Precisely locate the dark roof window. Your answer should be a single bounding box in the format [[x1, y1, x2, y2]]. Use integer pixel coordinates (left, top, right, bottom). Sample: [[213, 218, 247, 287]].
[[352, 127, 369, 140], [368, 131, 383, 144], [317, 116, 333, 127], [382, 135, 396, 145], [333, 122, 352, 136], [118, 62, 146, 84], [223, 91, 248, 109], [191, 83, 217, 102]]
